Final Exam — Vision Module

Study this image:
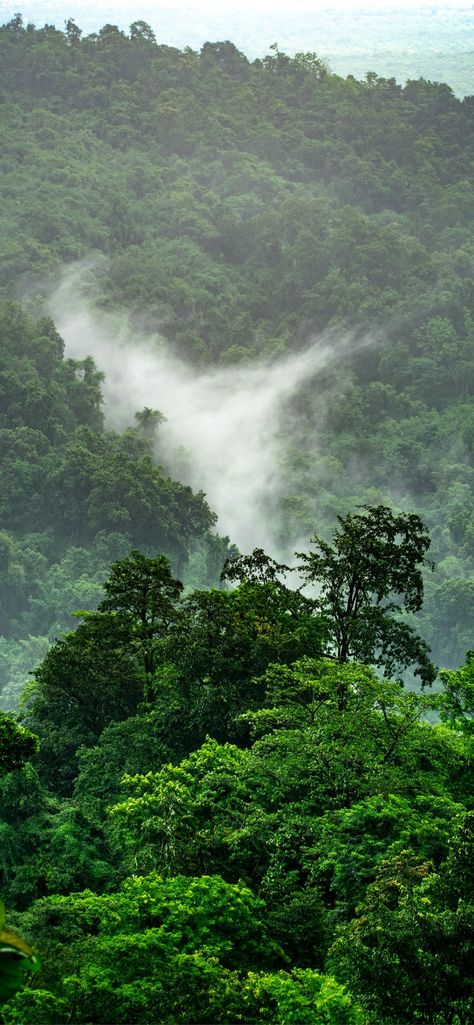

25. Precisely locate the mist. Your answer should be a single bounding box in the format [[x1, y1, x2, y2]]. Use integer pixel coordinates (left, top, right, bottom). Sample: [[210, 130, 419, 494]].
[[48, 263, 364, 556]]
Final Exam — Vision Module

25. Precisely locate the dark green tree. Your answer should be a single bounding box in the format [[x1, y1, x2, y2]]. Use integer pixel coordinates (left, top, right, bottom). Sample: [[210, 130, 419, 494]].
[[64, 18, 82, 46], [98, 550, 183, 677], [330, 827, 474, 1025], [24, 553, 183, 790], [24, 611, 142, 792], [297, 505, 436, 685], [438, 652, 474, 733], [129, 21, 156, 44], [0, 715, 38, 774]]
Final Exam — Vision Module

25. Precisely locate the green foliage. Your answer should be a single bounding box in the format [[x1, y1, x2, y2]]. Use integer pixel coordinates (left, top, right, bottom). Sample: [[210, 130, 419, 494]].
[[0, 636, 50, 712], [2, 871, 363, 1022], [7, 874, 283, 1024], [2, 989, 69, 1025], [23, 611, 144, 791], [0, 302, 218, 706], [304, 792, 465, 916], [438, 652, 474, 733], [0, 19, 473, 672], [0, 18, 473, 1024], [2, 583, 473, 1022], [162, 579, 328, 741], [73, 701, 194, 827], [297, 505, 436, 684], [329, 821, 474, 1025], [108, 659, 466, 927], [0, 716, 38, 774], [0, 759, 114, 909], [243, 969, 364, 1024], [98, 550, 183, 677], [23, 550, 332, 793]]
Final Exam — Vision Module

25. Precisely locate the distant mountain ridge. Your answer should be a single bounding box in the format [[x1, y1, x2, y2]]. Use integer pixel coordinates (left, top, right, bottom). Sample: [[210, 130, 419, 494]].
[[0, 1, 472, 96]]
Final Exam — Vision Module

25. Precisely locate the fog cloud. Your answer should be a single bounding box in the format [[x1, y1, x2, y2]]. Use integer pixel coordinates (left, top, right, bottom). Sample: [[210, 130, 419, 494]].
[[49, 262, 365, 555]]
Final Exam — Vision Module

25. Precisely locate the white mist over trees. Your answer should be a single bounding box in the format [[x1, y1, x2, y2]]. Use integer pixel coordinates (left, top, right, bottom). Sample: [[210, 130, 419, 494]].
[[49, 264, 367, 555], [1, 17, 472, 674]]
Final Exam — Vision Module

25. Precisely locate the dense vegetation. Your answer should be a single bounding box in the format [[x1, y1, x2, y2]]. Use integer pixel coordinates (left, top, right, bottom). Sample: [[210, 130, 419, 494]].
[[0, 14, 473, 684], [0, 13, 473, 1025], [0, 300, 226, 709], [1, 541, 473, 1024]]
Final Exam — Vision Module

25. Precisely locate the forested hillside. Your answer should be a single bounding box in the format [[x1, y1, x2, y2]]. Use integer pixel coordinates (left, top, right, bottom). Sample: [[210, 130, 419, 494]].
[[0, 14, 473, 1025], [0, 300, 226, 707], [0, 14, 473, 679]]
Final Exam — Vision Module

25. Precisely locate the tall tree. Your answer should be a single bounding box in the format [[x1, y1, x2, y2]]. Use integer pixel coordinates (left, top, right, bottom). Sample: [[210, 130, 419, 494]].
[[98, 550, 183, 677], [297, 505, 436, 684]]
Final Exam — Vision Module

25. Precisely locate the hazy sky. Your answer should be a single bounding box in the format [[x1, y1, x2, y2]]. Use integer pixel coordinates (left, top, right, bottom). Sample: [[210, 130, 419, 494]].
[[0, 0, 471, 22], [70, 0, 471, 7], [74, 0, 469, 7]]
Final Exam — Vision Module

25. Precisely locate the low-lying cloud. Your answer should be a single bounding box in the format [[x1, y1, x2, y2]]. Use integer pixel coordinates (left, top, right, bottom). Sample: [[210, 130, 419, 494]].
[[49, 262, 363, 555]]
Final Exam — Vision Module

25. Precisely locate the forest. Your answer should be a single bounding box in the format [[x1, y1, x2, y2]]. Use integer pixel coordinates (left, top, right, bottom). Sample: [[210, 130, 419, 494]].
[[0, 13, 473, 1024]]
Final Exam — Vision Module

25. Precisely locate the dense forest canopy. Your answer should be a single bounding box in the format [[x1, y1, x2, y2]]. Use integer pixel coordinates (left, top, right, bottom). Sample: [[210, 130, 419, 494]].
[[0, 547, 472, 1023], [0, 13, 473, 1025], [0, 13, 473, 679]]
